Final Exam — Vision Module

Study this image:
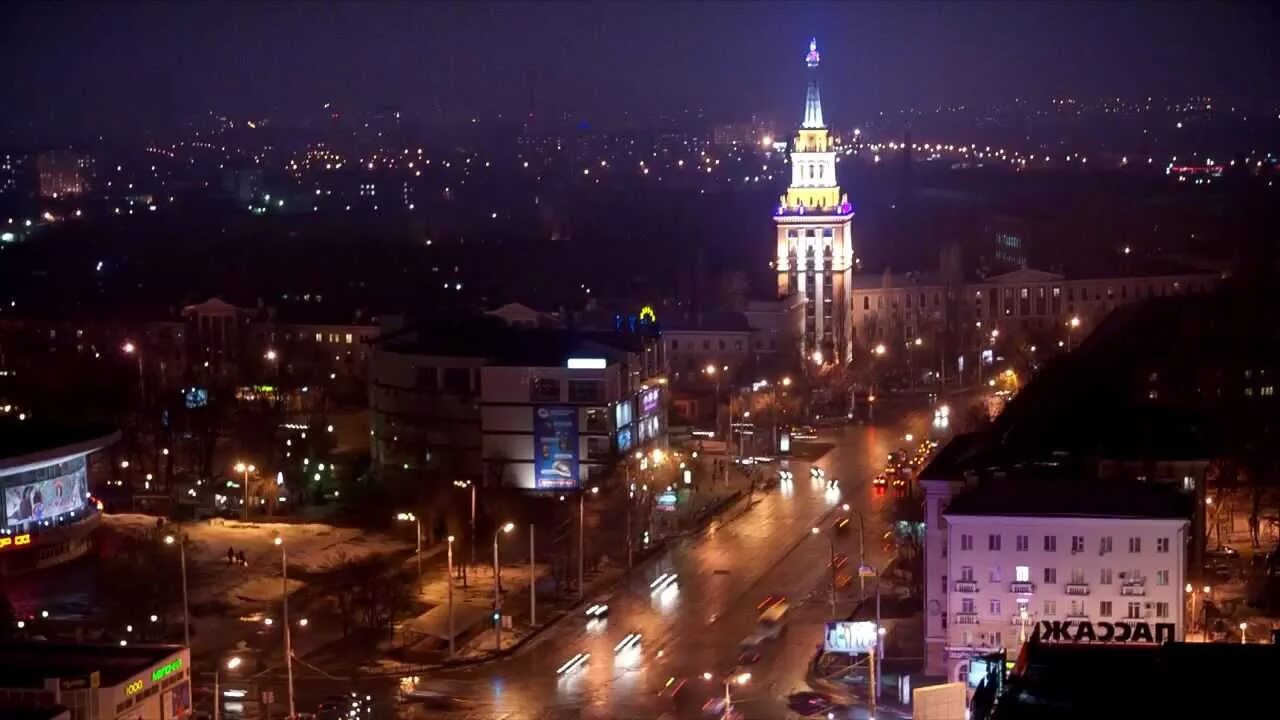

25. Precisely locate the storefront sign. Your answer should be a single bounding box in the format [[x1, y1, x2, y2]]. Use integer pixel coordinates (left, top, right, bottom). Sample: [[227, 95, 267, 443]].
[[151, 658, 183, 682], [1031, 619, 1176, 644], [0, 533, 31, 550], [533, 406, 579, 490]]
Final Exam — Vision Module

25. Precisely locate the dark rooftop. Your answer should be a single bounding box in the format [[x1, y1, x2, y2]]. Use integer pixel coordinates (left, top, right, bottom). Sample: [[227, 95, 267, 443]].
[[663, 310, 753, 332], [0, 419, 119, 464], [0, 642, 183, 689], [944, 474, 1190, 520], [380, 314, 646, 366], [993, 641, 1280, 719]]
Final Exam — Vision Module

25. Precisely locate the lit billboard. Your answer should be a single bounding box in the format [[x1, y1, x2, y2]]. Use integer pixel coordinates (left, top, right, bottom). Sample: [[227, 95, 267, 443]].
[[4, 465, 87, 528], [533, 406, 579, 490], [824, 621, 878, 653]]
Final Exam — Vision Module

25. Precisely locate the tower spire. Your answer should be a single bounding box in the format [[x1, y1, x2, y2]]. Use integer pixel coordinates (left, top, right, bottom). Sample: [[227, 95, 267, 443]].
[[802, 38, 824, 129]]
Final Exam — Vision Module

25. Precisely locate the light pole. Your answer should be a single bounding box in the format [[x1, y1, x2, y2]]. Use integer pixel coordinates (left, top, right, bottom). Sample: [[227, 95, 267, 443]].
[[233, 462, 255, 521], [493, 521, 515, 651], [703, 364, 723, 440], [446, 535, 455, 657], [811, 526, 837, 617], [578, 485, 600, 599], [122, 341, 144, 404], [455, 479, 477, 587], [264, 349, 279, 381], [840, 502, 868, 598], [395, 512, 422, 582], [703, 671, 750, 720], [1067, 315, 1081, 351], [163, 533, 190, 649], [272, 535, 295, 720]]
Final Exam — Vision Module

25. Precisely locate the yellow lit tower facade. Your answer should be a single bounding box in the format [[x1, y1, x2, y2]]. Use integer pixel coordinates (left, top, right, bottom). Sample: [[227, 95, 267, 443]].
[[774, 38, 854, 365]]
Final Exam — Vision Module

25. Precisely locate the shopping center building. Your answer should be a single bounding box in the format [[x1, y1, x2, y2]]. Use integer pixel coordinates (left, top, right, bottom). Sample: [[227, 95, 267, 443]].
[[0, 642, 190, 720], [1, 419, 118, 574]]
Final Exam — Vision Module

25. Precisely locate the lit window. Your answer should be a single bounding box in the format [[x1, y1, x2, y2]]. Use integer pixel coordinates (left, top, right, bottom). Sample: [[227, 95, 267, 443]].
[[1015, 565, 1029, 582]]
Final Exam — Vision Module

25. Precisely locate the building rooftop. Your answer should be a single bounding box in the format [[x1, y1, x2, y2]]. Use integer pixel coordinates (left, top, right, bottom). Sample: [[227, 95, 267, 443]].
[[0, 642, 182, 689], [0, 419, 119, 468], [944, 474, 1191, 520], [993, 641, 1280, 719], [663, 311, 753, 332], [379, 314, 646, 367]]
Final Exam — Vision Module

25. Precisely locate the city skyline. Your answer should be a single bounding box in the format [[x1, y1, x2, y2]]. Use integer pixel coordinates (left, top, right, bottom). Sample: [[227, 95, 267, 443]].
[[3, 1, 1279, 145]]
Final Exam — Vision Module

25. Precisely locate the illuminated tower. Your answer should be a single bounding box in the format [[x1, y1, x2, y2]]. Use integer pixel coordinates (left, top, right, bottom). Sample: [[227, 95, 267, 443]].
[[774, 38, 854, 364]]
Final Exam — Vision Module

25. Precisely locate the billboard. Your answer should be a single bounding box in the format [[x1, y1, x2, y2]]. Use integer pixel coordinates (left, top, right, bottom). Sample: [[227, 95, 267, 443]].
[[4, 465, 88, 527], [533, 406, 579, 489], [640, 387, 660, 416], [824, 621, 878, 653]]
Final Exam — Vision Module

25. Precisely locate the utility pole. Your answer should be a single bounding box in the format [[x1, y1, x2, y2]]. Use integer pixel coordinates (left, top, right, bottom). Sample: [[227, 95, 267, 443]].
[[530, 524, 536, 626]]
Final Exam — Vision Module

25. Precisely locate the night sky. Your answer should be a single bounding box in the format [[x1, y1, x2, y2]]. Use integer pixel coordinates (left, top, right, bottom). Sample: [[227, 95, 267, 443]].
[[3, 1, 1277, 144]]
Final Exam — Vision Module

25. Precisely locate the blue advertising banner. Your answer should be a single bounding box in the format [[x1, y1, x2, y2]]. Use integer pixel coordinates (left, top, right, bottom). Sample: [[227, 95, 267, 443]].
[[533, 406, 579, 489]]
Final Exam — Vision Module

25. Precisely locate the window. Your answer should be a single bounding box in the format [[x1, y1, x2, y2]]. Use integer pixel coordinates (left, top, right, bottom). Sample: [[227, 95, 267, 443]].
[[960, 631, 970, 646], [568, 380, 604, 403], [960, 566, 974, 581], [1044, 535, 1057, 552], [314, 332, 323, 343], [345, 333, 354, 344], [1100, 536, 1113, 554], [1126, 602, 1141, 619], [1100, 568, 1113, 585], [702, 340, 711, 350], [941, 575, 947, 594], [1043, 567, 1057, 584], [1015, 565, 1030, 582], [529, 378, 561, 402], [863, 296, 870, 310], [960, 534, 973, 551], [961, 598, 976, 613], [989, 599, 1001, 616], [583, 407, 609, 433], [988, 534, 1002, 551], [1156, 602, 1170, 618], [989, 566, 1002, 582], [443, 368, 472, 396], [1156, 570, 1169, 586], [1099, 601, 1113, 617], [1043, 600, 1056, 616], [670, 340, 679, 350], [1129, 537, 1142, 553], [718, 340, 726, 351], [1016, 534, 1029, 552], [992, 631, 1003, 646], [1070, 568, 1085, 584], [1157, 537, 1169, 553], [1071, 536, 1085, 553]]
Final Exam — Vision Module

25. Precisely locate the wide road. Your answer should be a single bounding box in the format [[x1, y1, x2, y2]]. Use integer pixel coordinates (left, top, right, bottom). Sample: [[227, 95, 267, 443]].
[[282, 406, 934, 720]]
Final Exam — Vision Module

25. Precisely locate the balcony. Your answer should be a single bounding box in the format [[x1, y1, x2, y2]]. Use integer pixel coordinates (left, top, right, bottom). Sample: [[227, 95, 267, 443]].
[[1009, 581, 1036, 594], [1065, 583, 1090, 596], [1120, 584, 1147, 596], [953, 613, 980, 625], [953, 580, 979, 593]]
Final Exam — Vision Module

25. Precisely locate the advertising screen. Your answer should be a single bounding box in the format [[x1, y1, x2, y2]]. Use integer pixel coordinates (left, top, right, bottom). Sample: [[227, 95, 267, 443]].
[[824, 621, 878, 653], [640, 388, 661, 416], [533, 406, 579, 490], [4, 465, 87, 527], [614, 399, 633, 429]]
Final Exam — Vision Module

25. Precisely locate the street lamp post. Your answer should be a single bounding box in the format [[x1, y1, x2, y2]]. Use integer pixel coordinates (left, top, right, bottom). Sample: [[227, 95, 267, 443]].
[[233, 462, 255, 522], [1068, 316, 1081, 351], [578, 486, 599, 600], [122, 341, 144, 404], [446, 535, 456, 657], [163, 533, 190, 648], [272, 535, 295, 720], [492, 522, 515, 651], [703, 671, 750, 720], [395, 512, 422, 582]]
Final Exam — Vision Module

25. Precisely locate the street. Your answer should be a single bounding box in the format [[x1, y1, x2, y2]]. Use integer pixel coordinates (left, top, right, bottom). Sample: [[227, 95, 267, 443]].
[[268, 404, 932, 719]]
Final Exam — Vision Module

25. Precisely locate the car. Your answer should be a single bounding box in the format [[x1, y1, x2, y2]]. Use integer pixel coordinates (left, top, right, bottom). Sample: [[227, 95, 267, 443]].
[[872, 473, 888, 487], [831, 553, 849, 570], [737, 648, 762, 664], [756, 594, 787, 613], [584, 596, 611, 619], [832, 516, 852, 533], [658, 676, 688, 701], [556, 651, 591, 675]]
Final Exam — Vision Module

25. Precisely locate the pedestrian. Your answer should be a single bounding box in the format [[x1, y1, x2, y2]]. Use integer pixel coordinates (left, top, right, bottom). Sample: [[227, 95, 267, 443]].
[[238, 550, 247, 567], [227, 547, 235, 565]]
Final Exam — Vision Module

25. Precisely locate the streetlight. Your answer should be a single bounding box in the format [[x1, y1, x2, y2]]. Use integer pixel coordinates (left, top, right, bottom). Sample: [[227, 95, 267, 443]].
[[1067, 316, 1081, 351], [163, 533, 190, 649], [454, 479, 477, 586], [395, 512, 422, 582], [272, 535, 295, 720], [873, 343, 886, 356], [811, 526, 837, 617], [579, 486, 600, 600], [493, 522, 515, 651], [812, 350, 824, 366], [121, 340, 144, 403], [446, 535, 456, 657], [233, 462, 256, 521], [264, 349, 278, 361], [703, 365, 722, 437], [703, 670, 750, 719], [1239, 621, 1247, 644]]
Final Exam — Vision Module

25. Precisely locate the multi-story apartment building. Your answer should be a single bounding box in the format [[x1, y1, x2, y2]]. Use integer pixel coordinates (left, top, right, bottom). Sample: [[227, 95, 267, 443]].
[[923, 473, 1189, 685]]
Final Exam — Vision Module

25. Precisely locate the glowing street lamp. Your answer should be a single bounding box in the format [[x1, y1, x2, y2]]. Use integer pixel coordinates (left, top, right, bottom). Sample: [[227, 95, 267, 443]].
[[163, 533, 190, 648], [493, 522, 516, 651], [264, 349, 278, 362], [233, 462, 256, 521], [272, 534, 296, 719], [703, 670, 751, 719], [395, 512, 422, 581], [873, 343, 886, 356]]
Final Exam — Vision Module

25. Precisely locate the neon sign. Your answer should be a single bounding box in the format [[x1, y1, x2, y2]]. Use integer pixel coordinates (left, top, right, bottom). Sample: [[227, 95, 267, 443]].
[[151, 658, 183, 682], [0, 534, 32, 550], [638, 305, 657, 323], [126, 679, 144, 696]]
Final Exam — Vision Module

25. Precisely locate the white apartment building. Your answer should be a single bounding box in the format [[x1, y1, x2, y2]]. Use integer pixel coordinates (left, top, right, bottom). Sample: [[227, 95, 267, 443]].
[[923, 474, 1190, 684]]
